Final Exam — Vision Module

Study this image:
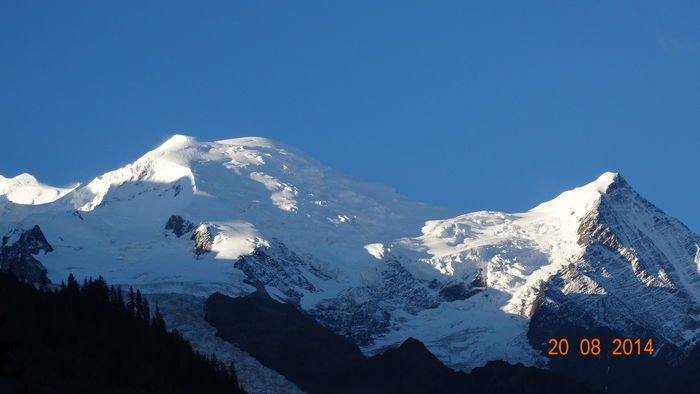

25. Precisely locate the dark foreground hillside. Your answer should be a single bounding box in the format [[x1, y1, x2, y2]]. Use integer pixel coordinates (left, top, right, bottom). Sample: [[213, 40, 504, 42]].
[[205, 291, 595, 394], [0, 271, 244, 394]]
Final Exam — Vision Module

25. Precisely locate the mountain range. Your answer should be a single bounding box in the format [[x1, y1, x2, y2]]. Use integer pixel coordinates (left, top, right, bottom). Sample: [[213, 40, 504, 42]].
[[2, 135, 699, 393]]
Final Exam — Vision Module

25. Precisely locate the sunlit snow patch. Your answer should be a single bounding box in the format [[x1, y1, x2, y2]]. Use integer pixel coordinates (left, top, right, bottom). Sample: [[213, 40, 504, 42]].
[[222, 146, 266, 169], [209, 221, 270, 260], [328, 215, 354, 224], [0, 174, 78, 205], [364, 243, 385, 260], [249, 172, 299, 212]]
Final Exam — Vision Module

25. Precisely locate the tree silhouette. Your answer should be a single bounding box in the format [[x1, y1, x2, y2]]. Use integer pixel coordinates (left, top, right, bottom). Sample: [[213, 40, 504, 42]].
[[127, 287, 136, 316], [0, 271, 244, 393]]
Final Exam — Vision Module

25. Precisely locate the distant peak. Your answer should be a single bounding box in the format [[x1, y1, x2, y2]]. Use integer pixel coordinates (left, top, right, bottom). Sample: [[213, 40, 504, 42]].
[[215, 136, 279, 148], [6, 173, 39, 184], [591, 171, 620, 192], [0, 173, 53, 190], [0, 173, 77, 205], [153, 135, 285, 153], [529, 171, 622, 216], [156, 134, 196, 151]]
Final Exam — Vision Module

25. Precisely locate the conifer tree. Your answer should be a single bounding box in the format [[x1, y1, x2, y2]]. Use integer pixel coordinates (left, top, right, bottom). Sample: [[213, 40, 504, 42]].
[[115, 285, 125, 309], [109, 285, 119, 305], [0, 271, 246, 393], [152, 304, 167, 332], [127, 287, 136, 316], [135, 290, 143, 319], [142, 297, 151, 322], [65, 274, 80, 298], [38, 270, 49, 290]]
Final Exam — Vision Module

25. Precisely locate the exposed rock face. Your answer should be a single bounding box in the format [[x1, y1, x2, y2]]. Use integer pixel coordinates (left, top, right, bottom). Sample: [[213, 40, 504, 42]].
[[529, 175, 700, 366], [439, 270, 486, 301], [2, 134, 700, 381], [229, 238, 456, 347], [233, 238, 328, 304], [438, 282, 473, 301], [165, 215, 195, 238], [0, 225, 52, 284], [191, 224, 213, 257], [311, 256, 442, 346]]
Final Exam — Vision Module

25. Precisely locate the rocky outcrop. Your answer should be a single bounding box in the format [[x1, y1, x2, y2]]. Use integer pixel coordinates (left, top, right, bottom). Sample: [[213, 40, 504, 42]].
[[439, 269, 487, 301], [311, 257, 441, 346], [191, 224, 213, 257], [165, 215, 195, 238], [0, 225, 52, 284], [233, 238, 328, 304], [533, 175, 700, 362], [525, 175, 700, 392]]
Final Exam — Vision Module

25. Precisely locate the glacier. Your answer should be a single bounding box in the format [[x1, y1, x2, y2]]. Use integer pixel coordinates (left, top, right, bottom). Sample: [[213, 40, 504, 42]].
[[2, 135, 699, 391]]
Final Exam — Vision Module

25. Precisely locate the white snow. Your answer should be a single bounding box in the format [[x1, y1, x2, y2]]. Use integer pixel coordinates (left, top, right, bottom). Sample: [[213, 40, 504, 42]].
[[249, 172, 299, 212], [1, 135, 455, 294], [3, 136, 698, 376], [0, 173, 77, 205], [394, 178, 609, 313], [360, 172, 629, 367], [209, 221, 269, 260], [364, 243, 385, 260], [529, 171, 618, 216]]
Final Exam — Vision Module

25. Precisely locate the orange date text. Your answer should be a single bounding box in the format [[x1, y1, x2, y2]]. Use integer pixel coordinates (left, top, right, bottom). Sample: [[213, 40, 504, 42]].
[[547, 338, 654, 356]]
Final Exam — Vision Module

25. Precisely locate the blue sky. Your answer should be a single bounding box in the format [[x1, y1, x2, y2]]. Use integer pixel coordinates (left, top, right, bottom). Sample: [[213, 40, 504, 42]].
[[1, 1, 699, 231]]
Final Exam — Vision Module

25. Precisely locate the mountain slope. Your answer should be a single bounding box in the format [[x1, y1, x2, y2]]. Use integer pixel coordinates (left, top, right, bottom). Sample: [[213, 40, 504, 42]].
[[367, 172, 700, 369], [0, 173, 77, 206], [1, 135, 699, 385], [204, 291, 593, 394], [1, 135, 456, 297], [530, 174, 700, 363], [0, 271, 243, 394]]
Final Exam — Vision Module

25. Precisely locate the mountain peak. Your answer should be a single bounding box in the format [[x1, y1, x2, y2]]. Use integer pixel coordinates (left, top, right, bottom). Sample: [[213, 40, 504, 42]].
[[155, 135, 284, 152], [156, 134, 196, 151], [1, 173, 38, 184], [592, 171, 620, 190], [0, 173, 78, 205], [529, 171, 621, 216], [3, 135, 700, 380], [216, 136, 280, 148]]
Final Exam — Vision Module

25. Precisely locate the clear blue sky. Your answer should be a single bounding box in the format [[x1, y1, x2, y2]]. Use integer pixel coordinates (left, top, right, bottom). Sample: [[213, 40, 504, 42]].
[[1, 1, 699, 232]]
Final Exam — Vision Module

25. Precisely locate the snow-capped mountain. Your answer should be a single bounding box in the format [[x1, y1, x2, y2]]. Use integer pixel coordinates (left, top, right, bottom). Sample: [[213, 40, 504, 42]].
[[1, 135, 455, 294], [0, 173, 77, 206], [2, 135, 699, 385], [365, 172, 700, 369]]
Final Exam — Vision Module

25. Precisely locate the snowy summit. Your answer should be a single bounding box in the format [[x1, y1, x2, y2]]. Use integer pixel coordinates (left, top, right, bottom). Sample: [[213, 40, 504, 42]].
[[1, 135, 699, 377]]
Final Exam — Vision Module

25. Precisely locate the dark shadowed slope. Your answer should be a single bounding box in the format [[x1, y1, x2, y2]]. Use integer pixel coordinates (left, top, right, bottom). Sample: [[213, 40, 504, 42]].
[[205, 291, 594, 394], [0, 272, 244, 394]]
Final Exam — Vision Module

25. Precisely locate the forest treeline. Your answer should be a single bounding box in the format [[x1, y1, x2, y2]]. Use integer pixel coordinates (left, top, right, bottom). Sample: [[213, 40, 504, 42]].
[[0, 271, 245, 394]]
